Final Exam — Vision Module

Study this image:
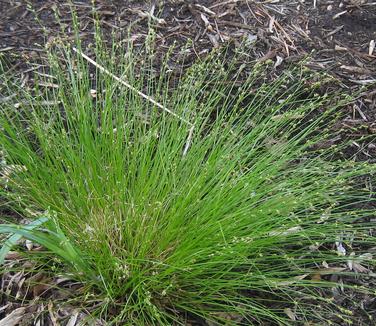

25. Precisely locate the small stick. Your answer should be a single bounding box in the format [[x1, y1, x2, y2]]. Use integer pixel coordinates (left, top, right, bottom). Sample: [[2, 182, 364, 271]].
[[72, 47, 193, 126], [72, 47, 195, 154], [182, 125, 195, 156]]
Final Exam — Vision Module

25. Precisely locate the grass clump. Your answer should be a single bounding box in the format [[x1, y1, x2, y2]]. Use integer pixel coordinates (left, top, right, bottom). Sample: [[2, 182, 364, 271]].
[[0, 34, 375, 325]]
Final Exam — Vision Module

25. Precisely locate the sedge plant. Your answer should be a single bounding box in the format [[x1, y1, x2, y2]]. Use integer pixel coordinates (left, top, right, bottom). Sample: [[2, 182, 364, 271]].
[[0, 29, 375, 325]]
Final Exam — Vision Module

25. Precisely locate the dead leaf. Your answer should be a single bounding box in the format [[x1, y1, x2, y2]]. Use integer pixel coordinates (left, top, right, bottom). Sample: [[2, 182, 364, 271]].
[[48, 301, 59, 326], [268, 16, 275, 33], [194, 4, 216, 16], [33, 280, 52, 297], [0, 307, 26, 326], [4, 251, 22, 260], [15, 277, 26, 299], [284, 308, 296, 321], [66, 311, 79, 326], [352, 262, 369, 273], [340, 65, 372, 75]]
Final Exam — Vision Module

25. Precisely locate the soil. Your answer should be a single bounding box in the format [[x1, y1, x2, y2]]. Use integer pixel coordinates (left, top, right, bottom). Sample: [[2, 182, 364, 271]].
[[0, 0, 375, 325]]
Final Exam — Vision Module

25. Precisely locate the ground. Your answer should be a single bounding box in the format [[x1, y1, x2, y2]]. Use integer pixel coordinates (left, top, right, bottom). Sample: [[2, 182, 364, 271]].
[[0, 0, 375, 325]]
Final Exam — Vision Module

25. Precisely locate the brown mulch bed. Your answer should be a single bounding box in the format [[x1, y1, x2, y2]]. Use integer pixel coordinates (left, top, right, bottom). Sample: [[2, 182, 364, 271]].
[[0, 1, 375, 325]]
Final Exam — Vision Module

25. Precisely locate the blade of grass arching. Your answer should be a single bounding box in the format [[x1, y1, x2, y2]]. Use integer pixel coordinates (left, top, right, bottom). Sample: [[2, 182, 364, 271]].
[[0, 215, 49, 264], [0, 219, 97, 282]]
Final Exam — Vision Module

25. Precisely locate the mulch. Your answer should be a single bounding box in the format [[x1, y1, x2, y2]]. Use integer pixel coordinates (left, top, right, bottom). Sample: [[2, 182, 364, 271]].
[[0, 0, 375, 325]]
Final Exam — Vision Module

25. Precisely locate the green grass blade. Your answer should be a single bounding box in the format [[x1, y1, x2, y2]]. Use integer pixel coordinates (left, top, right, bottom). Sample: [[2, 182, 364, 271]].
[[0, 215, 49, 264]]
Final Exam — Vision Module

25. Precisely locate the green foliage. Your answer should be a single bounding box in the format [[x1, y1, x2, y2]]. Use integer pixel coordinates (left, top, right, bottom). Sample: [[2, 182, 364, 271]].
[[0, 34, 375, 325], [0, 216, 48, 264]]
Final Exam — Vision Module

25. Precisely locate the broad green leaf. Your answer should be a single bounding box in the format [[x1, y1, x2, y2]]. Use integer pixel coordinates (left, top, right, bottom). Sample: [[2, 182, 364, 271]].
[[0, 216, 49, 264]]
